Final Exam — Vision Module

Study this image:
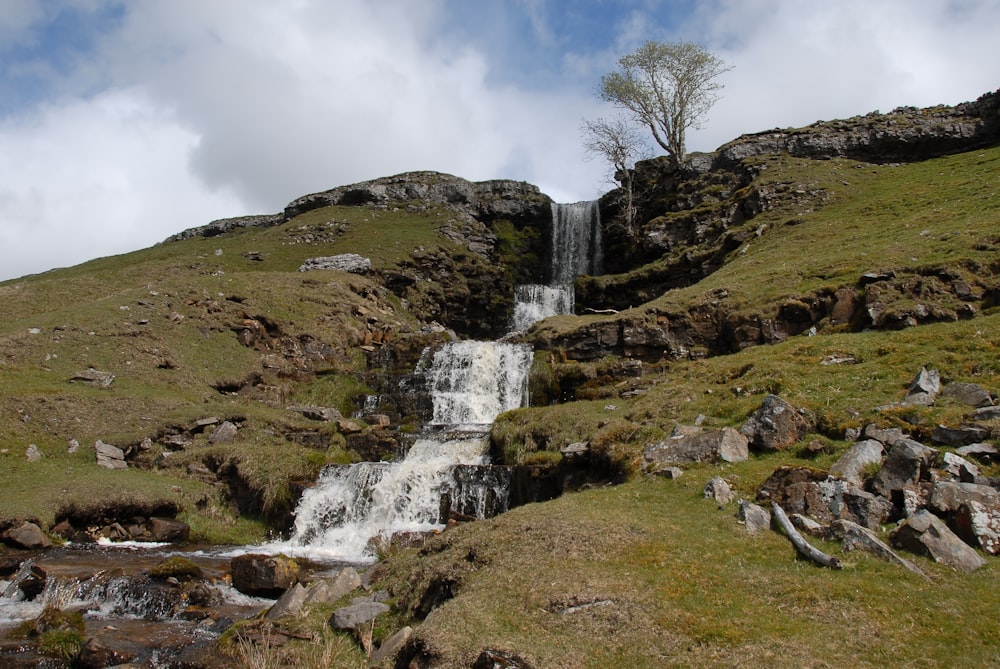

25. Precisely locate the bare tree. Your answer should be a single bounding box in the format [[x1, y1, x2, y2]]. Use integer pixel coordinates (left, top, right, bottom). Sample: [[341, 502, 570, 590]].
[[599, 41, 731, 168], [581, 115, 649, 234]]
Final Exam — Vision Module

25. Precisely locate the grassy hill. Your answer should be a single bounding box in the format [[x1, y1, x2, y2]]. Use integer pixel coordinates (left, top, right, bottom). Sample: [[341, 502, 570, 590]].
[[1, 119, 999, 666]]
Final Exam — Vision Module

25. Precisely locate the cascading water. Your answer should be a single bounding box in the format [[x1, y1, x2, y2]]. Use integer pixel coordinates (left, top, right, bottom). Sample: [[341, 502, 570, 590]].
[[280, 340, 532, 562], [511, 201, 601, 331]]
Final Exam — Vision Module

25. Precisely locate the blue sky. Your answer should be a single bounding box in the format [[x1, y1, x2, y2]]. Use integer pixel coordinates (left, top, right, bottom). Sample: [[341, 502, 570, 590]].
[[1, 0, 998, 280]]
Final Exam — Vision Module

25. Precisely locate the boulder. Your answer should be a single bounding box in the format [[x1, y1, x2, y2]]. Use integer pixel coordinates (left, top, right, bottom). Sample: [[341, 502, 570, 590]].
[[95, 440, 127, 470], [146, 517, 190, 543], [370, 626, 413, 668], [230, 554, 300, 597], [927, 480, 1000, 514], [2, 522, 52, 549], [298, 253, 373, 273], [940, 451, 980, 480], [862, 423, 909, 447], [25, 445, 42, 462], [303, 567, 362, 605], [70, 368, 115, 388], [328, 600, 390, 630], [889, 510, 986, 573], [208, 421, 238, 444], [789, 513, 828, 539], [955, 500, 1000, 554], [840, 488, 894, 530], [932, 423, 990, 447], [973, 405, 1000, 421], [654, 466, 684, 480], [941, 382, 994, 408], [75, 636, 136, 669], [904, 367, 941, 405], [643, 427, 748, 465], [870, 439, 937, 498], [703, 477, 735, 505], [265, 583, 308, 620], [957, 443, 999, 462], [828, 439, 884, 487], [738, 501, 771, 534], [829, 519, 926, 577], [740, 395, 809, 451]]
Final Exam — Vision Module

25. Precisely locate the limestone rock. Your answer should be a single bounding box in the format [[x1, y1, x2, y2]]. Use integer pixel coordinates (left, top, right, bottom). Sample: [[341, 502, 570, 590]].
[[298, 253, 372, 273], [303, 567, 362, 606], [230, 554, 300, 597], [738, 501, 771, 534], [931, 423, 990, 447], [928, 481, 1000, 515], [904, 367, 941, 405], [740, 395, 809, 451], [955, 500, 1000, 555], [828, 439, 884, 487], [95, 440, 127, 470], [643, 427, 748, 465], [890, 509, 986, 573], [830, 519, 925, 577], [25, 444, 41, 462], [870, 439, 937, 498], [208, 420, 238, 444], [703, 477, 735, 505], [265, 583, 308, 620], [70, 368, 115, 388], [328, 600, 389, 630]]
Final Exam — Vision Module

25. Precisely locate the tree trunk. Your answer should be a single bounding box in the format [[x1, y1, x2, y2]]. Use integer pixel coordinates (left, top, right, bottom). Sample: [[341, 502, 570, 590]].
[[771, 503, 842, 569]]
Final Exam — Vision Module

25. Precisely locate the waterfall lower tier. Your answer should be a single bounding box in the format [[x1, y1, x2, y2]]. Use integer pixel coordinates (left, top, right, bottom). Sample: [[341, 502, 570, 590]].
[[511, 284, 574, 332], [279, 341, 532, 562]]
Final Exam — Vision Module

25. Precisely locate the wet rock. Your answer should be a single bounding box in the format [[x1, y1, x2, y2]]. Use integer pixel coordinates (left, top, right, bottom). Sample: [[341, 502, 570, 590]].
[[870, 439, 937, 498], [70, 368, 115, 388], [890, 509, 986, 572], [75, 636, 136, 669], [738, 501, 771, 534], [703, 477, 735, 505], [328, 600, 389, 630], [828, 439, 884, 487], [370, 626, 413, 668], [2, 522, 51, 549], [740, 394, 809, 451], [230, 554, 300, 597], [941, 382, 994, 408], [643, 427, 748, 465], [95, 440, 127, 470], [208, 421, 238, 444], [904, 367, 940, 405]]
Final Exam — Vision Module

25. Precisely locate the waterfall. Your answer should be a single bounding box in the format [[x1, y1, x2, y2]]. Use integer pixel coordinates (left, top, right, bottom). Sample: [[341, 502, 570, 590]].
[[550, 200, 602, 284], [511, 201, 601, 331], [280, 340, 532, 562]]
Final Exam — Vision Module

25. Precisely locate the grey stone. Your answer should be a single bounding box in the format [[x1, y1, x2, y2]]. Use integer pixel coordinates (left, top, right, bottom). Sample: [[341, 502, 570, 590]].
[[973, 405, 1000, 421], [265, 583, 308, 620], [862, 423, 909, 446], [25, 444, 41, 462], [3, 522, 52, 549], [288, 405, 344, 422], [230, 554, 300, 597], [928, 481, 1000, 514], [941, 382, 994, 408], [904, 367, 941, 405], [871, 439, 937, 497], [829, 439, 884, 487], [957, 443, 999, 462], [830, 519, 926, 577], [328, 600, 389, 630], [890, 509, 986, 572], [789, 513, 828, 539], [941, 451, 980, 480], [703, 477, 735, 505], [655, 466, 684, 480], [369, 626, 413, 668], [740, 394, 809, 451], [208, 421, 238, 444], [738, 501, 772, 534], [298, 254, 372, 273], [70, 368, 115, 388], [956, 500, 1000, 555], [840, 488, 894, 530], [643, 427, 748, 465], [303, 567, 362, 605], [95, 440, 127, 470]]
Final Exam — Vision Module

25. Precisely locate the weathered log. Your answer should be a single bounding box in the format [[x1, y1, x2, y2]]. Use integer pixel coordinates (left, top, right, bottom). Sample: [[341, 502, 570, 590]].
[[771, 503, 842, 569]]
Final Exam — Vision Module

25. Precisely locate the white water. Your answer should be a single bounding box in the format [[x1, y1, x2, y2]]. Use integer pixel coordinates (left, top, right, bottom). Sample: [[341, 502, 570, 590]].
[[550, 201, 602, 284], [277, 340, 532, 562], [511, 284, 574, 332]]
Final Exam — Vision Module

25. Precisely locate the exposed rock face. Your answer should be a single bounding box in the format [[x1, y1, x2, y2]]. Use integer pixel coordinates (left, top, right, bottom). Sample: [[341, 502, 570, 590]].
[[298, 253, 372, 273], [95, 440, 127, 470]]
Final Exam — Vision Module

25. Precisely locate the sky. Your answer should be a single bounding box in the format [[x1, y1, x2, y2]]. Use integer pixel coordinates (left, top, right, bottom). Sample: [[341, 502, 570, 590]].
[[1, 0, 998, 281]]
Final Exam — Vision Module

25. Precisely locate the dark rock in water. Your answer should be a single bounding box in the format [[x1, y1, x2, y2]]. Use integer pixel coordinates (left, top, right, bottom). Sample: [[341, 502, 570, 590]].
[[890, 509, 986, 573], [230, 554, 300, 597], [146, 517, 190, 543], [740, 395, 809, 451], [472, 648, 535, 669], [75, 636, 136, 669], [328, 600, 389, 630]]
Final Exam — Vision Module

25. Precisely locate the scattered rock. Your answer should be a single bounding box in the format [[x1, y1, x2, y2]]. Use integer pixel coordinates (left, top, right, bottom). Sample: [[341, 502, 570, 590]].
[[703, 477, 735, 505], [890, 509, 986, 572], [70, 368, 115, 388], [940, 451, 980, 480], [265, 583, 308, 620], [870, 439, 937, 498], [370, 626, 413, 668], [957, 443, 999, 462], [95, 440, 127, 470], [927, 481, 1000, 515], [862, 423, 909, 447], [25, 444, 41, 462], [828, 439, 884, 487], [208, 420, 238, 444], [738, 501, 771, 534], [298, 254, 372, 273], [829, 519, 926, 577], [904, 367, 940, 405], [955, 500, 1000, 555], [654, 466, 684, 480], [643, 427, 748, 465], [303, 567, 362, 605], [230, 554, 300, 597], [973, 405, 1000, 421], [328, 600, 390, 630], [472, 648, 535, 669], [932, 423, 990, 447], [740, 394, 809, 451], [941, 382, 994, 408]]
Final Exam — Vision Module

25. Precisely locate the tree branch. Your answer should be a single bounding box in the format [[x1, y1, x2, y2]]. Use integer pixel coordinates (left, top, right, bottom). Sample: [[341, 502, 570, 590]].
[[771, 503, 842, 569]]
